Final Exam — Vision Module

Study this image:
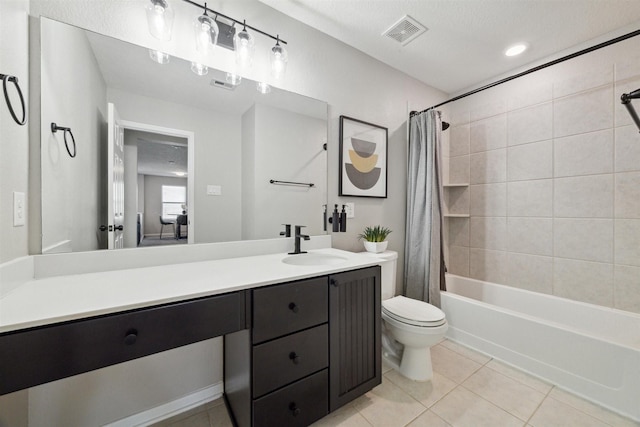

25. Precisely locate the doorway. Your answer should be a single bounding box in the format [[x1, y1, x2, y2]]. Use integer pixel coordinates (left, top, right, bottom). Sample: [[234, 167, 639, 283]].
[[120, 120, 195, 248]]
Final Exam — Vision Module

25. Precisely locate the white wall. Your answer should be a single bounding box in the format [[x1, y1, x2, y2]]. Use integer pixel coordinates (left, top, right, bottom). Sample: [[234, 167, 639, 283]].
[[123, 142, 138, 248], [244, 103, 327, 239], [443, 36, 640, 314], [1, 0, 446, 425], [108, 88, 243, 244], [39, 17, 107, 253], [0, 0, 30, 263], [241, 105, 256, 239]]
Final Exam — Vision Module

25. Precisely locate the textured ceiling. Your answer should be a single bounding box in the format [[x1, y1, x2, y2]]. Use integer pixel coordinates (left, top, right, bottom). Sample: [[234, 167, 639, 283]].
[[259, 0, 640, 93]]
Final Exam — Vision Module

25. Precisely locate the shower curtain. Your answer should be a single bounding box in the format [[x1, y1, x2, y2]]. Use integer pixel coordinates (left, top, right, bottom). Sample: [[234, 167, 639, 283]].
[[404, 109, 446, 307]]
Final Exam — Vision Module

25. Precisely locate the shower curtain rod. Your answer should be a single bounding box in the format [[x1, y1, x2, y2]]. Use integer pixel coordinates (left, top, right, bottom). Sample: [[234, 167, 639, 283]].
[[410, 28, 640, 118]]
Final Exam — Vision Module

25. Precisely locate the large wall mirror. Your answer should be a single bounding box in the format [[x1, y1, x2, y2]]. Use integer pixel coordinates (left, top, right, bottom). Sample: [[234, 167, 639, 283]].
[[39, 18, 328, 254]]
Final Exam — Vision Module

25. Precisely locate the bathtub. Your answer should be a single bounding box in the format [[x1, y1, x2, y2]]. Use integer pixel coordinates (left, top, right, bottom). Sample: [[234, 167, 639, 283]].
[[440, 274, 640, 422]]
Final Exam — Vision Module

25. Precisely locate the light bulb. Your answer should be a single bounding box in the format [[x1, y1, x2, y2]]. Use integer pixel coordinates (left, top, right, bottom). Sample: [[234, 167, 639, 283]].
[[234, 25, 255, 68], [145, 0, 174, 41], [270, 39, 288, 79], [256, 82, 271, 94], [194, 9, 219, 54], [191, 62, 209, 76], [226, 72, 242, 86], [149, 49, 170, 64]]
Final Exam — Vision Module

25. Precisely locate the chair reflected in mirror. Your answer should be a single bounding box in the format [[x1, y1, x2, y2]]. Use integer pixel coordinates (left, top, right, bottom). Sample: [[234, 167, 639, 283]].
[[159, 215, 176, 239], [176, 214, 188, 239]]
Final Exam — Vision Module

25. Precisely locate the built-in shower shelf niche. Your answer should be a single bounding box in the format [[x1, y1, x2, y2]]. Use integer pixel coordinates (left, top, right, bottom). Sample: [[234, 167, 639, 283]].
[[443, 183, 470, 217]]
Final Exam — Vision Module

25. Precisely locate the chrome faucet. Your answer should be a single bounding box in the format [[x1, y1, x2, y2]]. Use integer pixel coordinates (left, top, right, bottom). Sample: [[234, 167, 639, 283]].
[[289, 225, 310, 255]]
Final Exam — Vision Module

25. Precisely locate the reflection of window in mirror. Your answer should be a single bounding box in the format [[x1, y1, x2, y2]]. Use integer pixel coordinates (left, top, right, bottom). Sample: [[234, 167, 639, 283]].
[[162, 185, 186, 219]]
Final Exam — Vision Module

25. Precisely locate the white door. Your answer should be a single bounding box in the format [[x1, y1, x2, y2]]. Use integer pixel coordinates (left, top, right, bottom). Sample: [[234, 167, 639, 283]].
[[107, 103, 125, 249]]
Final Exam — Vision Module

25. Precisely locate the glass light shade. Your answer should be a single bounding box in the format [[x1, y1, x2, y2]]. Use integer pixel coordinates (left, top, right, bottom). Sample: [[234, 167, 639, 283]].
[[149, 49, 170, 64], [194, 13, 219, 54], [234, 28, 255, 68], [226, 72, 242, 85], [256, 82, 271, 94], [270, 43, 288, 79], [145, 0, 174, 41], [190, 62, 209, 76]]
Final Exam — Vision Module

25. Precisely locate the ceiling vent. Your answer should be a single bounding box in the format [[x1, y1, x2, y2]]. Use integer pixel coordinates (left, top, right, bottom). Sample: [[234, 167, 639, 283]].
[[382, 15, 427, 46]]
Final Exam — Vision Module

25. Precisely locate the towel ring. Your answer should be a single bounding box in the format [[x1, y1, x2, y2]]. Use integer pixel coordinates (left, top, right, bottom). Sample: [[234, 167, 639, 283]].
[[51, 123, 76, 158], [1, 74, 26, 126]]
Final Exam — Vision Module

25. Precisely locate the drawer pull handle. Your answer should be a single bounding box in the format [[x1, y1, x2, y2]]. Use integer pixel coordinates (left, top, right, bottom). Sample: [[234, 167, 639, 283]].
[[289, 351, 300, 364], [289, 402, 301, 416], [124, 329, 138, 345], [288, 302, 299, 313]]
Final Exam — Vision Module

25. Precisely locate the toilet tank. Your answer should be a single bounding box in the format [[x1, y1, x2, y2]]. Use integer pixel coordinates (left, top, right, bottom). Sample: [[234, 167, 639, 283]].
[[363, 250, 398, 301]]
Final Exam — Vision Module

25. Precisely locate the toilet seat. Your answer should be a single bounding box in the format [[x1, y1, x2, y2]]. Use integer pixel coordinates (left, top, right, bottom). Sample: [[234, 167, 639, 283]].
[[382, 296, 446, 327]]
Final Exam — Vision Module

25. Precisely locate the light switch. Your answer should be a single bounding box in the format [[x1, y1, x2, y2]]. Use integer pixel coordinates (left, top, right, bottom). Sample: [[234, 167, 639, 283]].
[[207, 185, 222, 196], [345, 203, 355, 218], [13, 191, 25, 226]]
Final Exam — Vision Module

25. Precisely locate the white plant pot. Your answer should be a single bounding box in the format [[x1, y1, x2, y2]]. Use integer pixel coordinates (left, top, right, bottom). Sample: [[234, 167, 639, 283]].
[[364, 241, 388, 253]]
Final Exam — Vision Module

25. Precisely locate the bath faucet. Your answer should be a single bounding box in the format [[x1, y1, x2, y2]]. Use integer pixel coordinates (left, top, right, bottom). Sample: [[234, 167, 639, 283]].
[[289, 225, 310, 255]]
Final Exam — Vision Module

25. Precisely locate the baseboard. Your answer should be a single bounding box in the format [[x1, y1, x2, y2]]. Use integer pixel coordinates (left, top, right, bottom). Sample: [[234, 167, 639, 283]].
[[105, 382, 224, 427]]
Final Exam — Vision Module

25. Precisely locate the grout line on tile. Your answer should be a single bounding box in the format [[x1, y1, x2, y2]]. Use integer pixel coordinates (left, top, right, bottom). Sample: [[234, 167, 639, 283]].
[[525, 385, 555, 426]]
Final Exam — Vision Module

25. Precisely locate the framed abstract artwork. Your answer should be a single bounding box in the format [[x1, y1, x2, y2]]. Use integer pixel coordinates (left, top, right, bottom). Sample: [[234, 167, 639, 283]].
[[339, 116, 388, 198]]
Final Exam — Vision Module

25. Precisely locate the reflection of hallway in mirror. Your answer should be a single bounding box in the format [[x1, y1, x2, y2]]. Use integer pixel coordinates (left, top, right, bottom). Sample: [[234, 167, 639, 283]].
[[123, 128, 190, 249], [137, 236, 187, 247]]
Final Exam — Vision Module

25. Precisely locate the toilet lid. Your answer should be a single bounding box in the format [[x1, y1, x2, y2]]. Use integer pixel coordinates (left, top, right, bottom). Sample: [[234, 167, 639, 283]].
[[382, 296, 446, 327]]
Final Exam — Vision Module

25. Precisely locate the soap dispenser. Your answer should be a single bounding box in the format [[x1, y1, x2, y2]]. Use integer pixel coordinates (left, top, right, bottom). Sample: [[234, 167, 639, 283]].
[[340, 204, 347, 232], [331, 204, 340, 232]]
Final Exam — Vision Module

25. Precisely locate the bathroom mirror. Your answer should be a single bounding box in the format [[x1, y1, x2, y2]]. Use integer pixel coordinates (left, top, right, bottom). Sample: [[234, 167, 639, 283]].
[[39, 18, 328, 254]]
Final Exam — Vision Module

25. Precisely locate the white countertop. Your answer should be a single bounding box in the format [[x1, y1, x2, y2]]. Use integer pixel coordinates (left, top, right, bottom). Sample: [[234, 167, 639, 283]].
[[0, 248, 383, 333]]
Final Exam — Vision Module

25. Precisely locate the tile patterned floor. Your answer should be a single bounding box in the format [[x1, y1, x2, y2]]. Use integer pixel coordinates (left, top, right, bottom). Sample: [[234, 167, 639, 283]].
[[153, 339, 639, 427]]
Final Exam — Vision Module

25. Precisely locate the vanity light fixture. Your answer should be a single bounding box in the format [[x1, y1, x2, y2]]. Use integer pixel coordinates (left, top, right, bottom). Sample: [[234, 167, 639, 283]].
[[145, 1, 289, 80], [193, 3, 219, 55], [226, 72, 242, 86], [256, 82, 271, 94], [149, 49, 170, 64], [191, 61, 208, 76], [270, 35, 288, 79], [234, 20, 255, 68], [145, 0, 175, 41], [505, 43, 528, 57]]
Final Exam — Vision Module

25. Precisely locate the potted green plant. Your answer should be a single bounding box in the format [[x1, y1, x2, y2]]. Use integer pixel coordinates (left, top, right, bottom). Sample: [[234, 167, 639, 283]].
[[358, 225, 392, 253]]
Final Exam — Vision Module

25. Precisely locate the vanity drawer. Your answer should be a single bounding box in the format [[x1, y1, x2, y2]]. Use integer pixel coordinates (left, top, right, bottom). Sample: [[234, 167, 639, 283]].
[[252, 277, 327, 343], [253, 369, 328, 427], [0, 291, 247, 396], [252, 324, 328, 398]]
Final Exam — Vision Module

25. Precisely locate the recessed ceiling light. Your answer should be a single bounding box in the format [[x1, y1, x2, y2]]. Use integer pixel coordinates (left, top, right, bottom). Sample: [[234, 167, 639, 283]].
[[505, 43, 528, 57]]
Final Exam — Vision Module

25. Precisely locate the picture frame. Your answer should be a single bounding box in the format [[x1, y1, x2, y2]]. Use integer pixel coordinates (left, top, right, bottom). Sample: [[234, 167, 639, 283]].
[[339, 115, 388, 198]]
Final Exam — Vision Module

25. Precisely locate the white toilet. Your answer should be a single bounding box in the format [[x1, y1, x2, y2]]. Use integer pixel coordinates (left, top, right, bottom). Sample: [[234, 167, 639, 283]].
[[374, 251, 447, 382]]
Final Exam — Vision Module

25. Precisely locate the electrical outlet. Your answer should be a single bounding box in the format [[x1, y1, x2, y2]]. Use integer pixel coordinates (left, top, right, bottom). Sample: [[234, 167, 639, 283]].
[[13, 192, 25, 226], [345, 203, 355, 218]]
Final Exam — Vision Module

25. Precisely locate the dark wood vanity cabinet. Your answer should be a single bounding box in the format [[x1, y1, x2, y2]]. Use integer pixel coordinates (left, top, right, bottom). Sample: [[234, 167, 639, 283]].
[[224, 266, 381, 427], [328, 267, 382, 411], [0, 291, 248, 396]]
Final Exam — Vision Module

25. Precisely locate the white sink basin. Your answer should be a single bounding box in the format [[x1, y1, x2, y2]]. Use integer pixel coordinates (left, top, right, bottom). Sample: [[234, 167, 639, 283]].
[[282, 253, 349, 266]]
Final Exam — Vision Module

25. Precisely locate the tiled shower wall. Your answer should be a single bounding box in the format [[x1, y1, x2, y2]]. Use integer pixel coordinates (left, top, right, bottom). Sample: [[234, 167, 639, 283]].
[[442, 37, 640, 314]]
